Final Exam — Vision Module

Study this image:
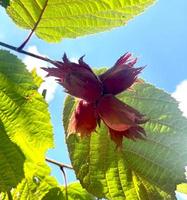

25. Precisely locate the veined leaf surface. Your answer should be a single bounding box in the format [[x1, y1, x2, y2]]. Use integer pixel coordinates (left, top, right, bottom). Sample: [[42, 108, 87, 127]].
[[7, 0, 155, 42], [0, 50, 54, 190], [63, 81, 187, 200]]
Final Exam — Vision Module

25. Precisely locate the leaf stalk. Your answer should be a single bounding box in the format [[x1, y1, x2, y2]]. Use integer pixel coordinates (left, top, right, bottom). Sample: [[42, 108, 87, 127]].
[[0, 41, 55, 64], [17, 0, 49, 50]]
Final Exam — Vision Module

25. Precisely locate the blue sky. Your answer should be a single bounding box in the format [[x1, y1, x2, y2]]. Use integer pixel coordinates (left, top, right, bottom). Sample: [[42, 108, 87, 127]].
[[0, 0, 187, 199]]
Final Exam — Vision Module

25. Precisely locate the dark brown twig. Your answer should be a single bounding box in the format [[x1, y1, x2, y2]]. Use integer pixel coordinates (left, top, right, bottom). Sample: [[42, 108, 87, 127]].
[[17, 0, 49, 50]]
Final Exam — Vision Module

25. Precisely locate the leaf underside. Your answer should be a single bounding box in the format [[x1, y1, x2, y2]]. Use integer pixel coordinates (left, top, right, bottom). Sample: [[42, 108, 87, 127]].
[[63, 80, 187, 200], [0, 181, 95, 200], [0, 50, 53, 191], [7, 0, 156, 42], [43, 182, 95, 200], [0, 123, 25, 192]]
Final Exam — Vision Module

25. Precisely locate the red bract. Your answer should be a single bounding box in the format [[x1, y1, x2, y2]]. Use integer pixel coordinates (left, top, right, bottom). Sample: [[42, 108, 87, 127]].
[[43, 54, 103, 103], [99, 53, 143, 95], [96, 95, 147, 131], [68, 100, 97, 137], [43, 53, 148, 147]]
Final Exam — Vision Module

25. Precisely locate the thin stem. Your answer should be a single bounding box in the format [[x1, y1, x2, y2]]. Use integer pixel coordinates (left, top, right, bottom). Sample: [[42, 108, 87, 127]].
[[60, 166, 68, 200], [7, 191, 13, 200], [0, 41, 55, 65], [18, 0, 49, 50], [45, 157, 73, 170], [46, 157, 71, 199]]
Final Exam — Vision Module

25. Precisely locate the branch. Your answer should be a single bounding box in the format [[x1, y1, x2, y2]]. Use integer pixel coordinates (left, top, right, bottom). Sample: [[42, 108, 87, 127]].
[[0, 41, 55, 65], [45, 157, 73, 170], [18, 0, 49, 50]]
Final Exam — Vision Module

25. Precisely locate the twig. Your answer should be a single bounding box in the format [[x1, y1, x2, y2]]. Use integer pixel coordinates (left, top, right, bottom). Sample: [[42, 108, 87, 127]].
[[60, 166, 68, 200], [46, 157, 71, 200], [45, 157, 73, 170], [0, 41, 55, 64], [17, 0, 49, 50]]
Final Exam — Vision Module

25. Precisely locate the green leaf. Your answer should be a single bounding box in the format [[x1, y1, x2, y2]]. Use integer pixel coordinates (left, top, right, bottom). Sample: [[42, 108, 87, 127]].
[[11, 176, 58, 200], [0, 122, 25, 192], [42, 187, 65, 200], [7, 0, 156, 42], [0, 50, 53, 160], [64, 182, 95, 200], [177, 183, 187, 195], [31, 68, 43, 89], [43, 182, 95, 200], [0, 165, 59, 200], [63, 81, 187, 199], [0, 0, 9, 8], [0, 50, 54, 190], [0, 192, 8, 200]]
